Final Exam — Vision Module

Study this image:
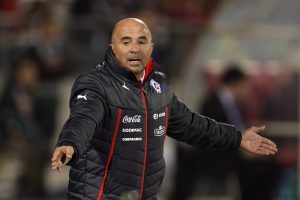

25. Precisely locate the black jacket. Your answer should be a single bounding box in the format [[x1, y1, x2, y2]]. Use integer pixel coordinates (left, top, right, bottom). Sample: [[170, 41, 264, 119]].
[[56, 49, 242, 200]]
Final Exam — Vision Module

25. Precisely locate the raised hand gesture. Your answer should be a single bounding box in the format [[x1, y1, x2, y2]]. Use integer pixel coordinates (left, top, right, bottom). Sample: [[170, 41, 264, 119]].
[[241, 125, 278, 155]]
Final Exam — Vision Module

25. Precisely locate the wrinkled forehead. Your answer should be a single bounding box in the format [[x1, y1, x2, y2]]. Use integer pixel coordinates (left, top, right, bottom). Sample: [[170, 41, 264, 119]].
[[112, 20, 152, 42]]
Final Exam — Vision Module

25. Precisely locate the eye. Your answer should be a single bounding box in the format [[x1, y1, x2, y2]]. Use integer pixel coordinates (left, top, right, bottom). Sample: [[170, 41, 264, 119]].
[[138, 40, 146, 45], [122, 41, 130, 46]]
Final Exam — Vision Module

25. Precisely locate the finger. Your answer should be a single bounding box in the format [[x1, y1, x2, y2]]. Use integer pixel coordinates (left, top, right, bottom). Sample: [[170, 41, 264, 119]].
[[257, 147, 276, 155], [62, 154, 72, 165], [52, 149, 63, 162], [262, 138, 277, 148], [66, 148, 74, 159], [251, 125, 266, 132], [261, 138, 278, 152], [62, 148, 74, 165], [255, 149, 267, 155], [259, 146, 277, 155], [52, 148, 64, 171], [260, 142, 278, 152], [51, 162, 57, 171], [256, 148, 271, 155], [52, 160, 62, 171], [55, 161, 63, 172]]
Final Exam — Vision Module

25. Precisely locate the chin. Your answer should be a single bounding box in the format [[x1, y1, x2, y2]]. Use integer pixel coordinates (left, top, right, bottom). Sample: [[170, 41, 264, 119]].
[[128, 65, 143, 73]]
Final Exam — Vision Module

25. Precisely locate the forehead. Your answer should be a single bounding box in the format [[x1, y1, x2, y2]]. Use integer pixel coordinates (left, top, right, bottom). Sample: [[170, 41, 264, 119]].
[[113, 21, 151, 40]]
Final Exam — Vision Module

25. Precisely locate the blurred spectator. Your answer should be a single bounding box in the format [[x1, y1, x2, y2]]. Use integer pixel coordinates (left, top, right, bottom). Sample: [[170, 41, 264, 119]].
[[170, 65, 248, 200], [32, 17, 70, 81], [0, 56, 57, 198], [0, 58, 40, 148], [170, 65, 283, 200], [0, 2, 68, 196]]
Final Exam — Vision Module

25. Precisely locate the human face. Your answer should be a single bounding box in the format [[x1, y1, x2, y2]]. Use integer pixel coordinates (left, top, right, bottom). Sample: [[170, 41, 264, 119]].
[[111, 19, 153, 79]]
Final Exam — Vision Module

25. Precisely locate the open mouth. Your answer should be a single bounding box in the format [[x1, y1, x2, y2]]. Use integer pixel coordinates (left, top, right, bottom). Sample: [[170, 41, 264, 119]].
[[128, 58, 141, 65]]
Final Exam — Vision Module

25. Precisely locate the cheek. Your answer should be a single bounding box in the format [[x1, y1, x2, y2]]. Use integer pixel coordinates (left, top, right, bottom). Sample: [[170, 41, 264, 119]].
[[143, 47, 153, 58], [115, 49, 127, 61]]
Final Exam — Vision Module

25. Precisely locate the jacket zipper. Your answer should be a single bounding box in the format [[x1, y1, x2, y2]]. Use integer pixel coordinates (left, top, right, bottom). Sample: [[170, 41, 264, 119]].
[[97, 108, 122, 200], [138, 83, 148, 200], [164, 106, 169, 140]]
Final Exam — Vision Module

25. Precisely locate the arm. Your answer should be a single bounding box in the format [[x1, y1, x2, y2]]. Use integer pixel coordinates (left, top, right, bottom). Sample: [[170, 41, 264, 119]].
[[167, 95, 278, 155], [52, 73, 106, 171], [167, 95, 241, 150]]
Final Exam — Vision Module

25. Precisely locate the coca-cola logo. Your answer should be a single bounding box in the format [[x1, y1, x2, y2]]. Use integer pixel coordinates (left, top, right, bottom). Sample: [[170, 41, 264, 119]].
[[122, 115, 141, 123]]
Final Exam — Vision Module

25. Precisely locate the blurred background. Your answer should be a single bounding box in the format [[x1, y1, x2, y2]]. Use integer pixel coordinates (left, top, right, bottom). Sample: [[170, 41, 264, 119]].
[[0, 0, 298, 199]]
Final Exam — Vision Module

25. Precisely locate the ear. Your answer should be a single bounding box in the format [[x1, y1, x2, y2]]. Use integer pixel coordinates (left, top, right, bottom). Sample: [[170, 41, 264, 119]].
[[110, 43, 115, 53], [151, 42, 154, 52]]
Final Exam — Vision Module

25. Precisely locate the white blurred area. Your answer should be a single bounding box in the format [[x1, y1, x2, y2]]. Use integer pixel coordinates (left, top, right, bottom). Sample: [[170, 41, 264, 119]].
[[0, 0, 299, 199]]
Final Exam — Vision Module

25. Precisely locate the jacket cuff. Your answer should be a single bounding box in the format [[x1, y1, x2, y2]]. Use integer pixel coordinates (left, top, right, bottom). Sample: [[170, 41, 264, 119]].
[[236, 130, 242, 149]]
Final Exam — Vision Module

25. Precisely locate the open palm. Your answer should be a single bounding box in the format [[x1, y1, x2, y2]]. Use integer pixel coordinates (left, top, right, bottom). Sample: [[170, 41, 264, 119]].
[[241, 125, 277, 155]]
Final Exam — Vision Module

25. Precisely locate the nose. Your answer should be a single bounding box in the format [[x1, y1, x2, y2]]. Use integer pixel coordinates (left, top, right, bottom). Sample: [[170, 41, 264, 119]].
[[130, 42, 140, 53]]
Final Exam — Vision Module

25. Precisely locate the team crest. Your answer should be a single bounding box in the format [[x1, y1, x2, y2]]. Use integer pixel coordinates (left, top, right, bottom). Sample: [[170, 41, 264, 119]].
[[150, 79, 162, 93]]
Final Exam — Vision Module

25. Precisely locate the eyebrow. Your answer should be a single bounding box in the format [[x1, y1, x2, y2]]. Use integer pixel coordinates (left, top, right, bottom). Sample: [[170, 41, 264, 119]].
[[120, 36, 148, 41], [120, 36, 131, 41], [138, 36, 147, 40]]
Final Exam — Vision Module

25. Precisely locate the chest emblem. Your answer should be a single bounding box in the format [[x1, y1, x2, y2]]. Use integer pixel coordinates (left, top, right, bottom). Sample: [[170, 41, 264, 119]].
[[150, 79, 162, 93]]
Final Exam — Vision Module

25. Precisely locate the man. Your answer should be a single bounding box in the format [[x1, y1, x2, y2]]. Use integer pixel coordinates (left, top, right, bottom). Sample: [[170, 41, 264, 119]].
[[171, 66, 248, 200], [52, 18, 277, 200], [201, 66, 247, 130]]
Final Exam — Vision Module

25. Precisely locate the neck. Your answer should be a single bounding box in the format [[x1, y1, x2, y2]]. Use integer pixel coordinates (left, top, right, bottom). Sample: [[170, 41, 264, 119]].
[[135, 70, 145, 81]]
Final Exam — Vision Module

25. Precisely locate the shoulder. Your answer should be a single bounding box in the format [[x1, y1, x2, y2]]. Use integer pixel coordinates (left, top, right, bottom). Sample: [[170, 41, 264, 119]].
[[75, 62, 108, 85], [71, 63, 109, 94], [151, 68, 174, 99], [152, 67, 170, 85], [154, 70, 168, 79]]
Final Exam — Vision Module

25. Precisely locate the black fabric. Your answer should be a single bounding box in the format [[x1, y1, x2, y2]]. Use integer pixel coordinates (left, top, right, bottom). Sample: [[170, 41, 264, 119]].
[[56, 48, 242, 200], [170, 91, 243, 200], [167, 95, 241, 149]]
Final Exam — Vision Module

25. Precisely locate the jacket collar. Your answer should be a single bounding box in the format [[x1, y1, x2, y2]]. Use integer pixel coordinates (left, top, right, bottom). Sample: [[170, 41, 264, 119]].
[[105, 48, 156, 84]]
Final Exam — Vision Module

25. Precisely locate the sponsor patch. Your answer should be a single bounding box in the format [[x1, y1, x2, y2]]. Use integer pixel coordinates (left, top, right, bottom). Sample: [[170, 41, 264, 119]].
[[123, 115, 141, 123], [122, 137, 142, 142], [122, 128, 142, 133], [153, 112, 165, 120], [154, 125, 165, 136]]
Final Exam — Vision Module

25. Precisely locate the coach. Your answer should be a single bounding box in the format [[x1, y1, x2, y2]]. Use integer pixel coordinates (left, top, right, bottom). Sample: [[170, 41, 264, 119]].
[[52, 18, 277, 200]]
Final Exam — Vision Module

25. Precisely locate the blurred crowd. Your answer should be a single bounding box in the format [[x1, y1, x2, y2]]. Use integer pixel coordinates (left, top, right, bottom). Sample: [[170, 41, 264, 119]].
[[0, 0, 298, 200]]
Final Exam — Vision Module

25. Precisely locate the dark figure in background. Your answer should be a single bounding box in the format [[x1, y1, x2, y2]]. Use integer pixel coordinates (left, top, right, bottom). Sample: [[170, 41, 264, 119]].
[[201, 67, 247, 130], [0, 58, 57, 198], [51, 18, 277, 200], [33, 17, 70, 81], [170, 66, 248, 200]]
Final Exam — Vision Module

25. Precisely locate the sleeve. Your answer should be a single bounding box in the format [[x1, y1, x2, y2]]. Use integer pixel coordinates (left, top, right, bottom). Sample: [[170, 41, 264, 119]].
[[56, 73, 106, 162], [167, 95, 242, 150]]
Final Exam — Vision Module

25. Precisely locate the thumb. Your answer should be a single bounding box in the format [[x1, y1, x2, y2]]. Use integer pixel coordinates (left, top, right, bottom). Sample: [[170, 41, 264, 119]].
[[62, 147, 74, 165], [250, 125, 265, 132]]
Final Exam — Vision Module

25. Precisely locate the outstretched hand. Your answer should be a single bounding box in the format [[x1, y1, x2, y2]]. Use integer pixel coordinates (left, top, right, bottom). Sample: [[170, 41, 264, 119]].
[[51, 146, 74, 172], [241, 125, 278, 155]]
